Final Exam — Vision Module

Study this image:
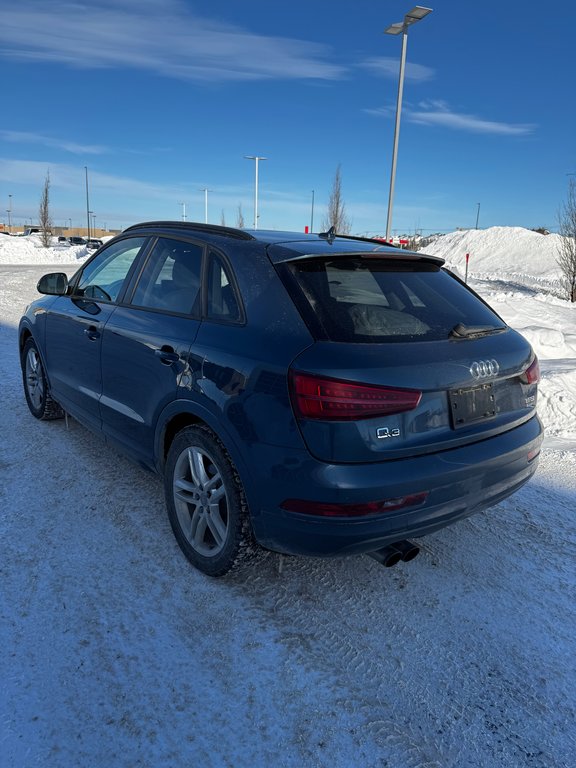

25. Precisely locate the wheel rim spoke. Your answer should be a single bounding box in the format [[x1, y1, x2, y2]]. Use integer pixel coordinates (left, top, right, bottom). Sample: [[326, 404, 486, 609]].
[[174, 477, 200, 504], [189, 508, 208, 545], [206, 503, 227, 545], [188, 448, 210, 489]]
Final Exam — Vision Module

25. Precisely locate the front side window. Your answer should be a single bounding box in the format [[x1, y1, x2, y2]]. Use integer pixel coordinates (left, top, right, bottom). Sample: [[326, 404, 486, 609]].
[[75, 237, 146, 302], [130, 237, 203, 315]]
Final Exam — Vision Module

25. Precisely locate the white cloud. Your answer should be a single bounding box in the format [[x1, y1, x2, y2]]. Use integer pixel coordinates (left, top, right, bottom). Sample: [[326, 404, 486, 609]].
[[0, 131, 108, 155], [0, 0, 345, 82], [409, 101, 535, 135], [0, 158, 189, 200], [365, 100, 536, 136], [360, 57, 434, 82]]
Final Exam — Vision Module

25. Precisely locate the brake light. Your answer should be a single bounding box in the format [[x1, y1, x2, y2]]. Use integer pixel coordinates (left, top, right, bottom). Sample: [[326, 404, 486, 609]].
[[520, 357, 540, 385], [280, 492, 429, 517], [289, 371, 422, 421]]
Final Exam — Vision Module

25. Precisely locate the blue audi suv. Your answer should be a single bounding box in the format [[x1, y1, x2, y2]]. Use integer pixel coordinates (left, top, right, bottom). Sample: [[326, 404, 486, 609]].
[[19, 222, 543, 575]]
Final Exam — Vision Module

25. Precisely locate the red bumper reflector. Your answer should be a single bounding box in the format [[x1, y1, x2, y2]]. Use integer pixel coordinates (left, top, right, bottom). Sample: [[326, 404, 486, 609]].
[[280, 492, 429, 517]]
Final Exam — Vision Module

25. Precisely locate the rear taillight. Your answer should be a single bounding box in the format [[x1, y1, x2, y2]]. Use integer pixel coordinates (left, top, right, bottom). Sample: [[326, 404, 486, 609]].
[[289, 371, 422, 421], [280, 492, 429, 517], [520, 357, 540, 385]]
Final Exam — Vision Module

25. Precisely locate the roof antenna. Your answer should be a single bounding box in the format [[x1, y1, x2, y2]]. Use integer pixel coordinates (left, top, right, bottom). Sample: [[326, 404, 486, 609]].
[[319, 225, 337, 243]]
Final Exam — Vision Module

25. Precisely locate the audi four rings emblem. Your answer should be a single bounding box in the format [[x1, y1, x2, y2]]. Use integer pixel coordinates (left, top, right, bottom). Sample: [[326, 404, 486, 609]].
[[470, 359, 500, 379]]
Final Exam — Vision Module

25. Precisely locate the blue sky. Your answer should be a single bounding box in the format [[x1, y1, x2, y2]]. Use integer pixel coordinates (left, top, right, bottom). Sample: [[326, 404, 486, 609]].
[[0, 0, 574, 235]]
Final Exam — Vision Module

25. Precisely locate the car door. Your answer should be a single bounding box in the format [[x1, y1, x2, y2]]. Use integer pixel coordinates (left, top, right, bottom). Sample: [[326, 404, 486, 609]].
[[43, 236, 148, 431], [99, 236, 204, 465]]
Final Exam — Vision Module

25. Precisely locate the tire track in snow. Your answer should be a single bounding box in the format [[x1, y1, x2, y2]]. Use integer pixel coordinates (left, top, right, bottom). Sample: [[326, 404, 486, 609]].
[[228, 445, 576, 768]]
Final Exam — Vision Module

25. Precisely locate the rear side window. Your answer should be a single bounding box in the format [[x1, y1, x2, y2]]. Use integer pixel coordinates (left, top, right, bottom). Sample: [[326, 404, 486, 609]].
[[284, 258, 505, 343]]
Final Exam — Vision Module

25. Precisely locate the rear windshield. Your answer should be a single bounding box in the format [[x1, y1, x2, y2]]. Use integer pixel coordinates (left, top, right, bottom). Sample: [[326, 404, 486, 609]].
[[283, 258, 506, 343]]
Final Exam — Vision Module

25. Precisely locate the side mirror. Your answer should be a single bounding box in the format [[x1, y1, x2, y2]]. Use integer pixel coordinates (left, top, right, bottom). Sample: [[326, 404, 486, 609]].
[[37, 272, 69, 295]]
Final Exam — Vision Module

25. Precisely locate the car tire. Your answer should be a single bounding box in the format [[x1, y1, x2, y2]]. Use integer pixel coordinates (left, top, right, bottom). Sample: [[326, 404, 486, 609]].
[[21, 338, 64, 420], [164, 425, 258, 577]]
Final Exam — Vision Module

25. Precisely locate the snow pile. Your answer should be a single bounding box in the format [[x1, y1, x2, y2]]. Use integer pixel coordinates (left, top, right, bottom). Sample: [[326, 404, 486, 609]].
[[0, 234, 91, 265], [424, 226, 563, 281]]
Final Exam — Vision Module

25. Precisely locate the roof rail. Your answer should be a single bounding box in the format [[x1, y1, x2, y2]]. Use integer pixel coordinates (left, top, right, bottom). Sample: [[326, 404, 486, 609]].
[[122, 221, 255, 241]]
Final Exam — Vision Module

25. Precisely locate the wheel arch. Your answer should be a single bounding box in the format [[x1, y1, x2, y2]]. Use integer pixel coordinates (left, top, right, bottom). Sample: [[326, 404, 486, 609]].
[[18, 324, 33, 354], [154, 400, 257, 503], [160, 410, 204, 468], [19, 326, 52, 388]]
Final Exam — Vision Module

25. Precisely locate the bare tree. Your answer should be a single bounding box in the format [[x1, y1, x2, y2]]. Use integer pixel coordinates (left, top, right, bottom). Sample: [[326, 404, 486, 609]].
[[221, 209, 226, 227], [322, 164, 352, 234], [38, 172, 52, 248], [236, 204, 245, 229], [557, 178, 576, 302]]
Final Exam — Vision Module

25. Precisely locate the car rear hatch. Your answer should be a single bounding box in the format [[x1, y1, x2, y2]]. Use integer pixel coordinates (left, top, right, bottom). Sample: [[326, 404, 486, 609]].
[[272, 247, 539, 463]]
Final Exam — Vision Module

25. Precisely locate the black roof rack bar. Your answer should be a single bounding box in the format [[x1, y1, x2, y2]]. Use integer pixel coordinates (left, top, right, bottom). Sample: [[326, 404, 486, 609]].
[[122, 221, 255, 241]]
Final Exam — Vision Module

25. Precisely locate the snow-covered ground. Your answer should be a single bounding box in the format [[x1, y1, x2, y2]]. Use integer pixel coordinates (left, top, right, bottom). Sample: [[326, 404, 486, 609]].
[[1, 229, 575, 767]]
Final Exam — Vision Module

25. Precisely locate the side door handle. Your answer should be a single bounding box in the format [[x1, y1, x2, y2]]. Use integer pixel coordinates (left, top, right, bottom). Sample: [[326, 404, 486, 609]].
[[84, 325, 100, 341], [155, 346, 180, 366]]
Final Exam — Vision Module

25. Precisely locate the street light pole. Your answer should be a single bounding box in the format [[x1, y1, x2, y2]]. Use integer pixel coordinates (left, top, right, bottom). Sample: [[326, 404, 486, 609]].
[[179, 202, 187, 221], [310, 189, 315, 233], [7, 194, 12, 233], [199, 188, 213, 224], [85, 166, 91, 240], [384, 6, 432, 242], [244, 155, 267, 229], [475, 202, 481, 229]]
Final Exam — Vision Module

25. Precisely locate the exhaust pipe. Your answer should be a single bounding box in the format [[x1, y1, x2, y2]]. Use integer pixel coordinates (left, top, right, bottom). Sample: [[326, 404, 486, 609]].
[[368, 540, 420, 568], [392, 539, 420, 562], [368, 545, 402, 568]]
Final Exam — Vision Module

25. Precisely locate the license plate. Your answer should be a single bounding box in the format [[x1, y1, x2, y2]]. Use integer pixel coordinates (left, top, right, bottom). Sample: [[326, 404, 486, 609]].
[[449, 383, 496, 429]]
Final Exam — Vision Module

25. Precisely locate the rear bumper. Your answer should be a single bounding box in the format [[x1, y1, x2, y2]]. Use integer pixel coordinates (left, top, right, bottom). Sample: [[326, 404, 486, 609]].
[[251, 415, 543, 556]]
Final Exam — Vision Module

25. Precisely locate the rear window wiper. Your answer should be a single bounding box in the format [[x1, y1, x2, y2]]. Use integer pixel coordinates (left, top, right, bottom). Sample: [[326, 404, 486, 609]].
[[449, 322, 506, 339]]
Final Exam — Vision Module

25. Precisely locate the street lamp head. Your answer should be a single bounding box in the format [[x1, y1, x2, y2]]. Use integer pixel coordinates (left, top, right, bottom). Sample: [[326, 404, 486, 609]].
[[385, 6, 433, 34], [406, 6, 433, 21], [385, 22, 404, 35]]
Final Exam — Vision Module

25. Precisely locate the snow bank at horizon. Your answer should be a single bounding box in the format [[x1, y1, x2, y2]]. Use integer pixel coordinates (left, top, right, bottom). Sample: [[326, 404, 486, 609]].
[[423, 226, 564, 282], [0, 226, 567, 277], [0, 235, 105, 266]]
